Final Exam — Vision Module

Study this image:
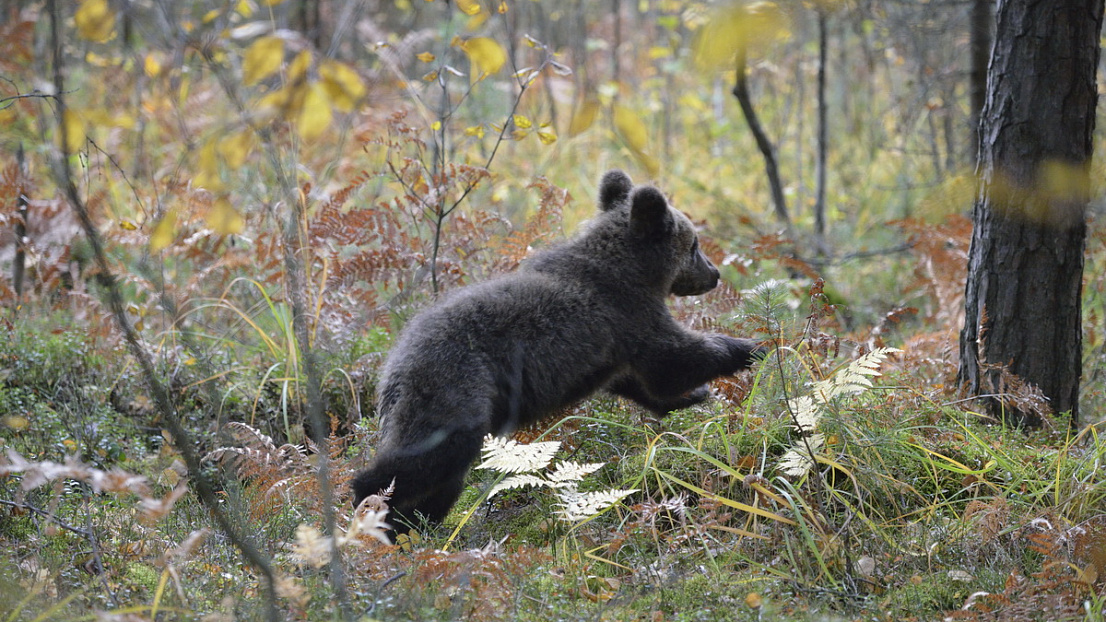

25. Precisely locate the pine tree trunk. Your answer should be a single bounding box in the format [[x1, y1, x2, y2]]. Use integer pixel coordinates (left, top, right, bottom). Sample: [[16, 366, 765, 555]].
[[968, 0, 993, 164], [958, 0, 1103, 427]]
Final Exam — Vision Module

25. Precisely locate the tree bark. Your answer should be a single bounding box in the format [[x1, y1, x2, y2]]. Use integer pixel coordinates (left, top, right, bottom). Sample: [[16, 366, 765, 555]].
[[968, 0, 993, 165], [813, 8, 828, 250], [958, 0, 1102, 427], [732, 45, 793, 235]]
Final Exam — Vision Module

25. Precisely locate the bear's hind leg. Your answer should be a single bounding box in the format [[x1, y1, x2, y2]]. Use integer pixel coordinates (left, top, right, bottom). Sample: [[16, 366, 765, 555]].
[[352, 425, 485, 533]]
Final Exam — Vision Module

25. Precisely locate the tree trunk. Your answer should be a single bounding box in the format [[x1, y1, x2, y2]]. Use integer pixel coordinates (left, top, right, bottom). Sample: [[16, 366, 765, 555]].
[[968, 0, 993, 165], [958, 0, 1102, 427], [813, 8, 828, 251]]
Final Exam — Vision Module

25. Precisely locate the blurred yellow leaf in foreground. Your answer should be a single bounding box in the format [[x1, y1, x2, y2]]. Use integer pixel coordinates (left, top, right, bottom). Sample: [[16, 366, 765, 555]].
[[460, 37, 506, 82], [76, 0, 115, 42], [243, 36, 284, 86]]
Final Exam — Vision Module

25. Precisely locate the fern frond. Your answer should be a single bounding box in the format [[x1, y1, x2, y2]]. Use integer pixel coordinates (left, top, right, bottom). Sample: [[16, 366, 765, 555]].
[[554, 489, 638, 522], [779, 434, 825, 478], [476, 435, 560, 474], [546, 461, 605, 485], [811, 347, 902, 403], [488, 474, 549, 498], [786, 395, 821, 433]]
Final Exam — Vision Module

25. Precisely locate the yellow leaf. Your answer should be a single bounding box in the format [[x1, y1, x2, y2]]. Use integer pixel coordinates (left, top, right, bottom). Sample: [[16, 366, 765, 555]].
[[692, 2, 789, 70], [207, 197, 245, 235], [111, 113, 135, 130], [320, 60, 366, 112], [218, 131, 254, 169], [513, 114, 532, 129], [431, 120, 442, 131], [202, 8, 220, 23], [460, 37, 506, 82], [744, 592, 762, 608], [194, 139, 224, 191], [257, 84, 291, 113], [144, 53, 162, 78], [61, 109, 85, 153], [464, 125, 485, 138], [75, 0, 115, 43], [422, 71, 439, 82], [263, 0, 285, 5], [296, 82, 332, 141], [235, 0, 254, 17], [119, 220, 137, 230], [456, 0, 482, 15], [178, 75, 191, 103], [569, 98, 599, 136], [149, 208, 178, 252], [498, 1, 508, 13], [288, 50, 312, 83], [242, 36, 284, 86], [85, 52, 117, 67], [613, 105, 648, 153], [536, 127, 557, 145], [417, 52, 436, 62], [1, 415, 30, 431]]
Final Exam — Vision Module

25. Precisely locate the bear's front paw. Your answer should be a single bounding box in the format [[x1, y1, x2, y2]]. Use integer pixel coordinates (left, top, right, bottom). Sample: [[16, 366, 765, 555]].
[[722, 337, 770, 371]]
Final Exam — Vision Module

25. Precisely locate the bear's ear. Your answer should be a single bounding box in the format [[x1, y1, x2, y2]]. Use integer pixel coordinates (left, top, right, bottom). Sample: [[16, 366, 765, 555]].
[[598, 170, 633, 211], [629, 186, 670, 236]]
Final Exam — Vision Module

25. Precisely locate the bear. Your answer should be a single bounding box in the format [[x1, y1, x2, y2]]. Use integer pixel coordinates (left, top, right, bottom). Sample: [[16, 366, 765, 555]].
[[351, 169, 764, 532]]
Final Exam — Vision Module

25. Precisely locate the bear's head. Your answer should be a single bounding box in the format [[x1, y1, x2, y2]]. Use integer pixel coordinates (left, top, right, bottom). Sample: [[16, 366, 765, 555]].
[[597, 170, 721, 296]]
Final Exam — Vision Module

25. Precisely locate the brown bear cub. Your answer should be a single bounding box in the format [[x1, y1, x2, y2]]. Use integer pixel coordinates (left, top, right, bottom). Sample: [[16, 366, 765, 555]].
[[352, 170, 764, 531]]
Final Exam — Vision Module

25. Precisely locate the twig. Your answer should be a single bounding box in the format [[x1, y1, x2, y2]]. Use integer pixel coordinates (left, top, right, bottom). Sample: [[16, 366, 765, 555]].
[[0, 499, 92, 538]]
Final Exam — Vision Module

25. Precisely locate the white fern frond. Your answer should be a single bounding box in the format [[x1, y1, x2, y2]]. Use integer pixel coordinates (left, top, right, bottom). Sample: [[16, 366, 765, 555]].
[[812, 347, 902, 403], [554, 488, 638, 522], [476, 436, 560, 474], [786, 395, 821, 433], [779, 433, 825, 478], [546, 461, 605, 484], [488, 474, 550, 498]]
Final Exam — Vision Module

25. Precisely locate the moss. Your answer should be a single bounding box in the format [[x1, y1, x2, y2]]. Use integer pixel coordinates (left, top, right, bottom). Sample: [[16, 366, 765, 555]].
[[124, 562, 160, 594], [881, 569, 1004, 618]]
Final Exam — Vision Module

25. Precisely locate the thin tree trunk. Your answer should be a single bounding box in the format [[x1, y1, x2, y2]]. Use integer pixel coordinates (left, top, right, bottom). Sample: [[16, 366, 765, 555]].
[[13, 144, 27, 302], [968, 0, 993, 165], [732, 45, 793, 234], [958, 0, 1102, 427], [813, 8, 828, 250]]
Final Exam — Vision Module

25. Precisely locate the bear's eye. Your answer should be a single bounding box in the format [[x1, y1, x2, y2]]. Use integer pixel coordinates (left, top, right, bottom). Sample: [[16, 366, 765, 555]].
[[689, 239, 699, 256]]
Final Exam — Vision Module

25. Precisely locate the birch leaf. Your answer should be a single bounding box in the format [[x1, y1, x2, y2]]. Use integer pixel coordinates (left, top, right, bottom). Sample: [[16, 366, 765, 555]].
[[207, 198, 245, 235], [150, 208, 178, 252], [613, 105, 648, 152], [569, 98, 600, 136], [76, 0, 115, 43], [243, 36, 284, 86], [320, 60, 366, 112], [461, 37, 506, 82], [296, 82, 332, 141]]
